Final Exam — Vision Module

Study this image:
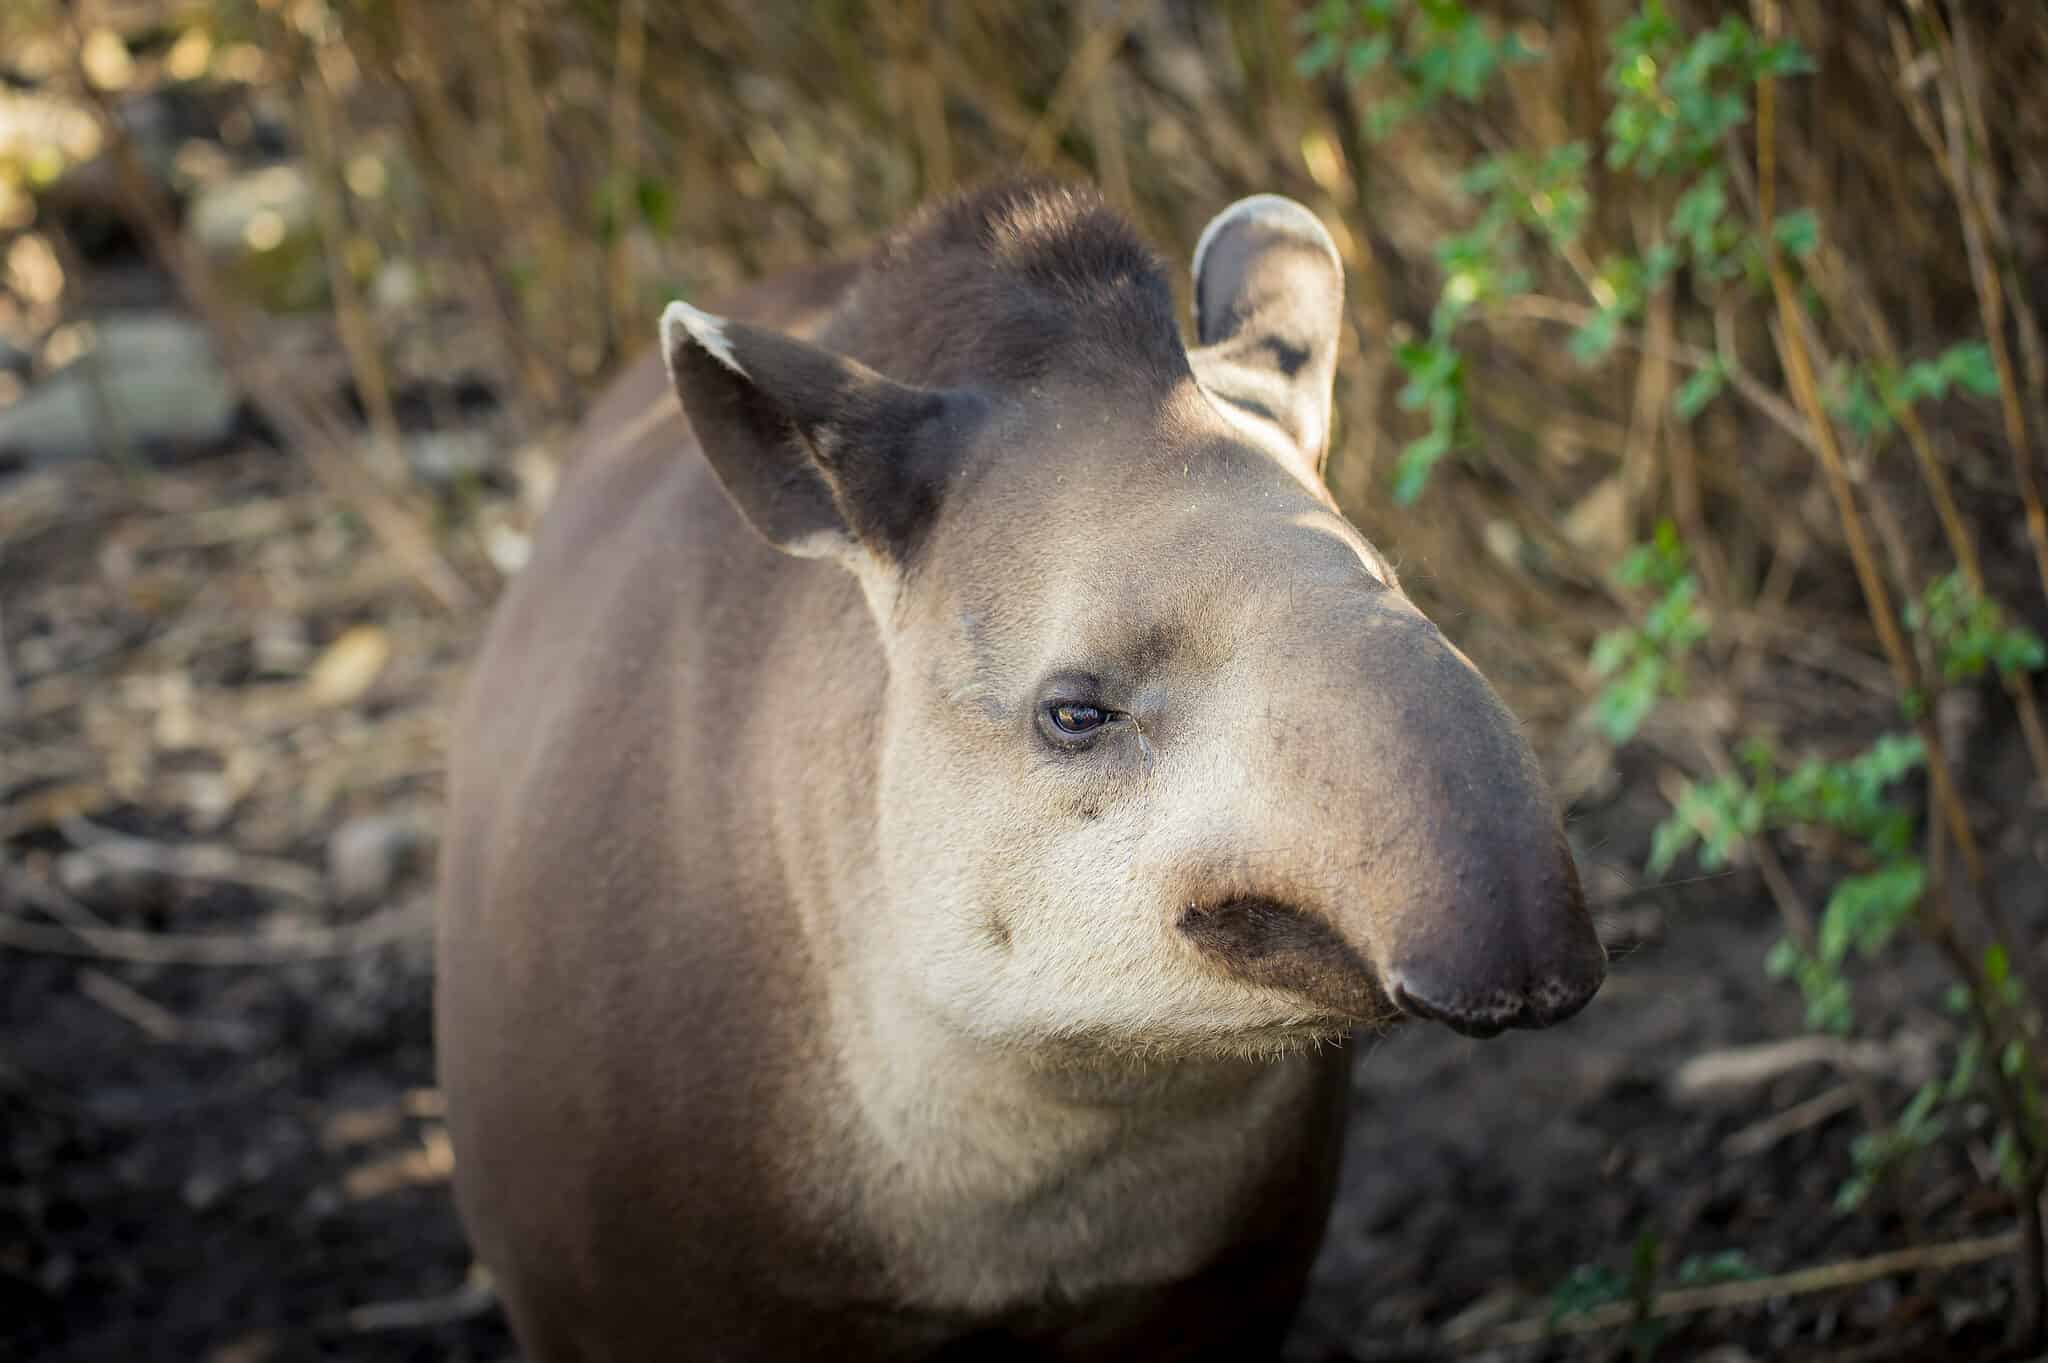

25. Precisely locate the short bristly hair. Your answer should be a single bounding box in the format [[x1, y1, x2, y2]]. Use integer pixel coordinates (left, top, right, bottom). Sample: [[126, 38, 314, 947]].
[[819, 178, 1190, 393]]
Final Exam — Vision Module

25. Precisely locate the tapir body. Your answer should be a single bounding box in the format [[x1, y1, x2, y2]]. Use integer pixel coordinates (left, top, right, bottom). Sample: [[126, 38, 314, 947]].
[[437, 181, 1604, 1362]]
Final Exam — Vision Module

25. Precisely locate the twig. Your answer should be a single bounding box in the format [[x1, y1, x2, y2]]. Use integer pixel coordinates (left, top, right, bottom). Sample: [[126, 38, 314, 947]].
[[605, 0, 649, 353], [294, 22, 406, 485], [1920, 2, 2048, 614], [78, 966, 188, 1041], [333, 1266, 496, 1333], [0, 593, 19, 721], [0, 901, 425, 965], [60, 14, 478, 615], [1489, 293, 1816, 450], [1755, 17, 1995, 966], [1080, 0, 1131, 209], [58, 816, 327, 905], [1021, 0, 1141, 169], [1723, 1082, 1860, 1159], [1452, 1229, 2021, 1350]]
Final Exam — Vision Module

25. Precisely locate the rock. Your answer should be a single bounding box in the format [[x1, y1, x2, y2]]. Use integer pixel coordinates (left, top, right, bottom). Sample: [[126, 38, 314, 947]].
[[404, 429, 496, 486], [1564, 476, 1630, 558], [371, 259, 422, 315], [305, 625, 391, 708], [0, 312, 239, 470], [326, 812, 430, 906], [187, 163, 326, 312]]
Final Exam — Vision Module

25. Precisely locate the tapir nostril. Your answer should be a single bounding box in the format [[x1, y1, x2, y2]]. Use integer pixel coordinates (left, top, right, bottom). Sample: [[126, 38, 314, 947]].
[[1384, 951, 1603, 1039]]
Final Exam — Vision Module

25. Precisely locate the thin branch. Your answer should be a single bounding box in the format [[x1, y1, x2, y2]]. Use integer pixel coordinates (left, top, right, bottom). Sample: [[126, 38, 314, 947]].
[[0, 902, 425, 966], [61, 15, 477, 615], [1450, 1229, 2021, 1350]]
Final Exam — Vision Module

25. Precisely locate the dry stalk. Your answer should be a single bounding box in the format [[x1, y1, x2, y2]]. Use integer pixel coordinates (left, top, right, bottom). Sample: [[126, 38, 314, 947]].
[[0, 595, 18, 721], [383, 2, 563, 418], [1760, 5, 2046, 1343], [605, 0, 648, 353], [1489, 294, 1815, 450], [0, 901, 425, 965], [908, 0, 957, 193], [1911, 1, 2048, 612], [1021, 0, 1141, 169], [1800, 210, 2048, 789], [294, 24, 405, 486], [1451, 1228, 2022, 1351], [491, 0, 578, 366], [1080, 0, 1132, 210], [61, 15, 476, 616]]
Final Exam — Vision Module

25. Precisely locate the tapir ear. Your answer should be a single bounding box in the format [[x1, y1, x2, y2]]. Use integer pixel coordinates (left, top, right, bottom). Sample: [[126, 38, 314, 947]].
[[659, 300, 964, 563], [1187, 195, 1345, 480]]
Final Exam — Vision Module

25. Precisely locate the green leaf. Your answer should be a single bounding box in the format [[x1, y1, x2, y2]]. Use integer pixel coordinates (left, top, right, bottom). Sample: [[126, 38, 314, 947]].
[[1647, 811, 1697, 877], [1673, 360, 1727, 421], [1819, 861, 1924, 964], [1296, 32, 1340, 77], [1345, 34, 1393, 80], [1772, 209, 1819, 258], [1753, 40, 1816, 77], [1569, 307, 1623, 364], [1763, 937, 1801, 979], [1590, 628, 1638, 677], [1593, 658, 1661, 743], [1392, 427, 1453, 506], [1939, 341, 1999, 398]]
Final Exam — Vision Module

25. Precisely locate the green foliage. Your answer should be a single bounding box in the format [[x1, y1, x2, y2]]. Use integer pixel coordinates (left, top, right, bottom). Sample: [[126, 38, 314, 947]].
[[593, 172, 678, 242], [1657, 733, 1926, 1033], [1828, 342, 2002, 441], [1605, 2, 1813, 177], [1296, 0, 1532, 139], [1837, 1080, 1946, 1212], [1461, 143, 1593, 251], [1589, 523, 1709, 743], [1303, 0, 2043, 1296], [1672, 357, 1727, 421], [1300, 2, 1813, 502], [1548, 1235, 1758, 1362], [1390, 335, 1463, 505], [1904, 572, 2048, 683]]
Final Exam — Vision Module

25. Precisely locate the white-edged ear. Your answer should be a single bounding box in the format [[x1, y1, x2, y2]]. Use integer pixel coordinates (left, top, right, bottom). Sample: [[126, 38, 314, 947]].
[[658, 298, 969, 563], [661, 301, 747, 380], [1187, 195, 1345, 478]]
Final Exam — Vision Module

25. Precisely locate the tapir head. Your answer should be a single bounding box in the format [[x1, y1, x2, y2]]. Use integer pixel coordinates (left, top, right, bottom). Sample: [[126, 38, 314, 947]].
[[660, 183, 1604, 1056]]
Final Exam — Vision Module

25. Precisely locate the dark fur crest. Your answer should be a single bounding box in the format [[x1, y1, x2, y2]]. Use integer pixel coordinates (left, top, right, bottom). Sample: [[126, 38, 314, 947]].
[[817, 178, 1189, 393]]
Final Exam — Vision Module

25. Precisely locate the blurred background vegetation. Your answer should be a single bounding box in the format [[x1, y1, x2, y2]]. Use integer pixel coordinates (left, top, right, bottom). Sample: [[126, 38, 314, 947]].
[[3, 1, 2048, 1359]]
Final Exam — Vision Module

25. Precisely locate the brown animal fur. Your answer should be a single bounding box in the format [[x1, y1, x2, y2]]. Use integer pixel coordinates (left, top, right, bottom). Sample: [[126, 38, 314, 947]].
[[437, 180, 1603, 1362]]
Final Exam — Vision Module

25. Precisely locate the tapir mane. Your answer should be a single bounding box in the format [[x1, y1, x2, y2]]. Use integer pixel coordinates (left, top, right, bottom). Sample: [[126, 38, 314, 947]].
[[817, 178, 1191, 392]]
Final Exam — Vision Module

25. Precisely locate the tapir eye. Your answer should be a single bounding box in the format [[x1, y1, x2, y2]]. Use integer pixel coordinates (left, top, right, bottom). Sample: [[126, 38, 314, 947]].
[[1049, 702, 1106, 735]]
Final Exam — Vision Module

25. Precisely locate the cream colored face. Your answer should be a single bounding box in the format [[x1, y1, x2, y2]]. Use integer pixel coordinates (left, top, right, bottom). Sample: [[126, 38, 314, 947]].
[[863, 384, 1412, 1062]]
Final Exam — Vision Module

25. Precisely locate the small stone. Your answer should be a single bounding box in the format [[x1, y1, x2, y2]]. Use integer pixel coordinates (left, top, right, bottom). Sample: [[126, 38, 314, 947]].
[[326, 812, 428, 906], [404, 429, 496, 486], [0, 312, 239, 470], [306, 625, 391, 708]]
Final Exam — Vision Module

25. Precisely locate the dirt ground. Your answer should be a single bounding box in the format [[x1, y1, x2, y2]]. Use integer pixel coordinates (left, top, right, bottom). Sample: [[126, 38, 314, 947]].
[[1, 428, 2038, 1363]]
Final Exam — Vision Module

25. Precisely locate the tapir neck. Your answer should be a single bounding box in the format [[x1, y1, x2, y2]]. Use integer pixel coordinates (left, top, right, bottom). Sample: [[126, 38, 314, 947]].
[[824, 948, 1339, 1314]]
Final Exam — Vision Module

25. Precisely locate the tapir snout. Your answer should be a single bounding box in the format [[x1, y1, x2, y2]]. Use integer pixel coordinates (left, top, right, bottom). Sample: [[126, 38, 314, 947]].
[[1345, 611, 1604, 1037], [1181, 600, 1605, 1040]]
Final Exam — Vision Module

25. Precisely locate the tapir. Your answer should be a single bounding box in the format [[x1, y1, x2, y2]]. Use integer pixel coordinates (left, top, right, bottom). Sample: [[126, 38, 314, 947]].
[[436, 179, 1605, 1362]]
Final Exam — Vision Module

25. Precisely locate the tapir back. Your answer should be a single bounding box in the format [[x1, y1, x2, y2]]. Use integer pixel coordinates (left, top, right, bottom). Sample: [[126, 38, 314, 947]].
[[436, 266, 905, 1358]]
